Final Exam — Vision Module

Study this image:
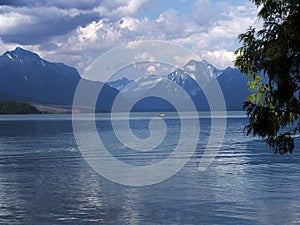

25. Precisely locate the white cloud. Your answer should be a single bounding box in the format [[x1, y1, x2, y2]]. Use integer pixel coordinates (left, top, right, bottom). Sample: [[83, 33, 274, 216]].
[[193, 0, 219, 26], [77, 20, 117, 43], [173, 54, 201, 68], [0, 38, 43, 61], [0, 5, 100, 45], [119, 17, 139, 31], [57, 1, 259, 73], [116, 0, 151, 16], [189, 1, 260, 67], [0, 12, 34, 34], [199, 49, 235, 69], [146, 64, 158, 74], [93, 0, 152, 20], [0, 1, 261, 75]]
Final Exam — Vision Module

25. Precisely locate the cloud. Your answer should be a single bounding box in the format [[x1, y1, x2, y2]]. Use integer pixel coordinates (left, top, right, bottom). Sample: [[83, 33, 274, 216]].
[[0, 5, 100, 45], [189, 2, 260, 68], [53, 1, 259, 73], [91, 0, 153, 21], [193, 0, 219, 26], [0, 0, 261, 75], [119, 17, 139, 31], [0, 37, 41, 56], [0, 0, 102, 10], [0, 11, 33, 34], [0, 0, 153, 45], [199, 49, 235, 69], [114, 0, 152, 16]]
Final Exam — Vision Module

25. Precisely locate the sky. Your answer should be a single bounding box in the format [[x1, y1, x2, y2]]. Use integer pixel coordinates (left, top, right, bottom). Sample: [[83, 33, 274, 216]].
[[0, 0, 261, 77]]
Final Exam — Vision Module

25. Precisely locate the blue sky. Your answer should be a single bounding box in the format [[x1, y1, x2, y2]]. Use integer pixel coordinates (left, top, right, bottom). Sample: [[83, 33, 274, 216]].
[[0, 0, 261, 75]]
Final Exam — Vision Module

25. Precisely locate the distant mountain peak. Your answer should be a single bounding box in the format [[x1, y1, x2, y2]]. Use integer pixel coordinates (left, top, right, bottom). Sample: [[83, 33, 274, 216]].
[[2, 47, 41, 63], [167, 59, 222, 90], [183, 59, 219, 73], [104, 58, 249, 111], [14, 47, 27, 52], [0, 47, 82, 79], [11, 47, 40, 58], [0, 47, 123, 111]]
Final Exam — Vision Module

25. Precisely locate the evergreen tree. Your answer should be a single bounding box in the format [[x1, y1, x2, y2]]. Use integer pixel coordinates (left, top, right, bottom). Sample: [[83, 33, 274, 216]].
[[234, 0, 300, 154], [0, 101, 41, 114]]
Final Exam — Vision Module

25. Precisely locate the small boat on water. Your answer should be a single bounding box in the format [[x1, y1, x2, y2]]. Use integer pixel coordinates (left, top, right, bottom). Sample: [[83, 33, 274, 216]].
[[154, 113, 165, 117]]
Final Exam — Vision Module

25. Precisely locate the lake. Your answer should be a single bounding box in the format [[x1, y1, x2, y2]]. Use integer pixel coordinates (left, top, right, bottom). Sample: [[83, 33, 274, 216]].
[[0, 112, 299, 224]]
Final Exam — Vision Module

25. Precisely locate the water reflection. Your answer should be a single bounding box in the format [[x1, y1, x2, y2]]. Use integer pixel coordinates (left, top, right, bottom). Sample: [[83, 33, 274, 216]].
[[0, 115, 299, 224]]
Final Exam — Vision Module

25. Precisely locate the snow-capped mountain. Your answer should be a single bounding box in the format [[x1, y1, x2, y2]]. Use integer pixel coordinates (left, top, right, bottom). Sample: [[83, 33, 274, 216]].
[[106, 60, 249, 111], [0, 47, 121, 112], [108, 60, 222, 95], [169, 60, 221, 86], [0, 47, 249, 112], [167, 60, 222, 97]]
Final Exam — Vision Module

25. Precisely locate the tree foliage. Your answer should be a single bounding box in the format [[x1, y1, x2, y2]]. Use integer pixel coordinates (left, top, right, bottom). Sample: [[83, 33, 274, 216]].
[[0, 101, 41, 115], [234, 0, 300, 154]]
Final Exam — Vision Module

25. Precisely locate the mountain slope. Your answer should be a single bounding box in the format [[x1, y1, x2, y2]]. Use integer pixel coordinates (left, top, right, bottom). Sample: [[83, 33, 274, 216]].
[[168, 60, 222, 93], [106, 77, 133, 91], [217, 67, 249, 110], [0, 48, 249, 112], [0, 47, 121, 112], [106, 60, 249, 111]]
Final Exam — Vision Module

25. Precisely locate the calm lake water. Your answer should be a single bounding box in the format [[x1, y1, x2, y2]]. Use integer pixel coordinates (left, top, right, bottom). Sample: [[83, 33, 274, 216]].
[[0, 112, 299, 224]]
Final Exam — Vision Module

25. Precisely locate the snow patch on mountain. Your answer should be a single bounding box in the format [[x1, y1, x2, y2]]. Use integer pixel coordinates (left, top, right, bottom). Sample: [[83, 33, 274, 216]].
[[106, 60, 224, 102], [121, 75, 162, 93], [134, 77, 163, 89], [186, 64, 196, 71], [6, 53, 13, 60], [41, 60, 46, 67]]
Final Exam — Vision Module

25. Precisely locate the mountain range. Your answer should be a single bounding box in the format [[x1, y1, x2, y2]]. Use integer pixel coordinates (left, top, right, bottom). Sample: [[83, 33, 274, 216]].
[[0, 47, 120, 112], [107, 60, 249, 111], [0, 47, 249, 112]]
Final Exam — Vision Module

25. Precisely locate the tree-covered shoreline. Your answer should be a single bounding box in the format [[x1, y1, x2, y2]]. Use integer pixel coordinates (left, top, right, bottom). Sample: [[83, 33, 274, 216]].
[[0, 101, 42, 115]]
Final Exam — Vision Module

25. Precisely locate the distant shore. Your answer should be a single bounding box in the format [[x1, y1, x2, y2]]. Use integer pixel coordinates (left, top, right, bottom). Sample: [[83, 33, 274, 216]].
[[0, 101, 42, 114], [32, 103, 72, 114], [0, 101, 109, 114], [0, 101, 75, 114]]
